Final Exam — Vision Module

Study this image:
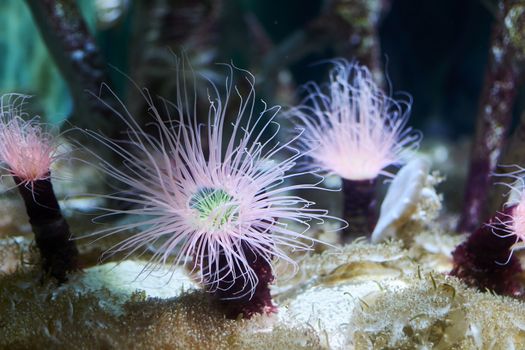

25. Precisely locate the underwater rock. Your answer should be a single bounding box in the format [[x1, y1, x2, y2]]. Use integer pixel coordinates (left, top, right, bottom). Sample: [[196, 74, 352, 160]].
[[276, 242, 415, 349], [77, 260, 198, 302], [0, 236, 32, 274], [409, 230, 463, 274], [371, 158, 441, 244], [348, 276, 467, 349], [3, 237, 525, 349], [0, 260, 322, 349], [347, 274, 525, 349]]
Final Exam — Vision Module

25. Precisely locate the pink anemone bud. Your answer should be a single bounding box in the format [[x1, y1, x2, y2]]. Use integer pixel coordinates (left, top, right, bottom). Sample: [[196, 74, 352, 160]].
[[0, 94, 79, 282], [0, 95, 57, 184], [80, 62, 337, 318], [288, 60, 421, 241]]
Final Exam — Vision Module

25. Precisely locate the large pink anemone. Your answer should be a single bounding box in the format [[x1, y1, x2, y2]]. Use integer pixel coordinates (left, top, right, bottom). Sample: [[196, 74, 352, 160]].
[[288, 60, 421, 181], [82, 63, 335, 311]]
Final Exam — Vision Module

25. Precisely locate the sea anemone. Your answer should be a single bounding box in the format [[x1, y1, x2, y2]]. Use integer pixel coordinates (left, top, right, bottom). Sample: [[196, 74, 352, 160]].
[[451, 165, 525, 297], [288, 60, 421, 240], [81, 63, 335, 318], [0, 93, 78, 282], [487, 166, 525, 255], [0, 94, 57, 184]]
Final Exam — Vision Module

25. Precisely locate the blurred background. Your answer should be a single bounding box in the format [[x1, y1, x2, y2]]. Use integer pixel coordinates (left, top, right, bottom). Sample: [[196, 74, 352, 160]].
[[0, 0, 503, 136], [1, 0, 522, 218]]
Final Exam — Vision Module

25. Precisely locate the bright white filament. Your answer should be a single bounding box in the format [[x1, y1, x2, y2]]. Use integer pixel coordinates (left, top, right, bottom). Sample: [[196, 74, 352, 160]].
[[288, 60, 421, 180], [82, 63, 335, 298], [489, 166, 525, 263]]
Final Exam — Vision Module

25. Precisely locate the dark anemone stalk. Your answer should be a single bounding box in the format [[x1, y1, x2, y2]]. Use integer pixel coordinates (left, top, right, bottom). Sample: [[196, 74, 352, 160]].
[[0, 94, 78, 282], [287, 60, 421, 242], [451, 166, 525, 297], [80, 62, 337, 319], [450, 205, 524, 297]]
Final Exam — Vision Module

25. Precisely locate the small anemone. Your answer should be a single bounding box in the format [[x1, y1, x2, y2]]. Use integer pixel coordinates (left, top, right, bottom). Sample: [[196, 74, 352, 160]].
[[287, 60, 421, 240], [289, 60, 421, 181], [0, 94, 58, 185], [0, 93, 78, 282], [451, 165, 525, 297]]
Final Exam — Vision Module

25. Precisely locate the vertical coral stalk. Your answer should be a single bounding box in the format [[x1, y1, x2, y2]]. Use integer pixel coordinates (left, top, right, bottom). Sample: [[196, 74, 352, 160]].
[[261, 0, 390, 85], [128, 0, 221, 118], [326, 0, 388, 80], [458, 0, 525, 233], [24, 0, 117, 135], [487, 3, 525, 213]]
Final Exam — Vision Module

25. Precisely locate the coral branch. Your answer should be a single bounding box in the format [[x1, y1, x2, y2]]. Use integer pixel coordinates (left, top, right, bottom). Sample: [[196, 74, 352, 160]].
[[24, 0, 116, 134], [322, 0, 388, 79], [127, 0, 220, 119], [261, 0, 389, 82], [14, 174, 78, 282], [458, 0, 525, 233]]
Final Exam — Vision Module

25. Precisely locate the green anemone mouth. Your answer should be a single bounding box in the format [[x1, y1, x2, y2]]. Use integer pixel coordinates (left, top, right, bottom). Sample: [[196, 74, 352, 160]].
[[189, 187, 238, 228]]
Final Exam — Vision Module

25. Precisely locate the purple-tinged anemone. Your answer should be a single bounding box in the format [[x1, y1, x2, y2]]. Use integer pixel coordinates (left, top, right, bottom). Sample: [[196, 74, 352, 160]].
[[451, 165, 525, 297], [0, 93, 78, 282], [0, 94, 58, 185], [81, 63, 336, 318], [287, 60, 421, 241]]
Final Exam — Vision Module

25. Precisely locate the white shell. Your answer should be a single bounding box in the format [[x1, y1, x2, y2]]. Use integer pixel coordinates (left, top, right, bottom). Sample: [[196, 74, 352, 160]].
[[371, 158, 432, 243]]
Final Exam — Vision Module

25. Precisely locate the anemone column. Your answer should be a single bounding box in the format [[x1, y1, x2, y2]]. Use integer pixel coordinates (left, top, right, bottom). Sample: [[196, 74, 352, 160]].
[[451, 205, 524, 297], [342, 178, 378, 241], [203, 241, 275, 319], [14, 175, 78, 282]]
